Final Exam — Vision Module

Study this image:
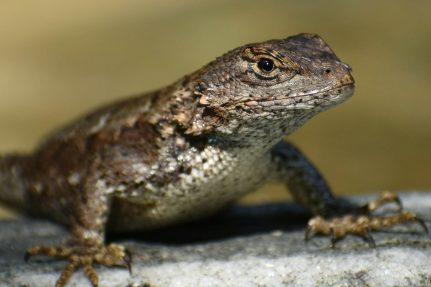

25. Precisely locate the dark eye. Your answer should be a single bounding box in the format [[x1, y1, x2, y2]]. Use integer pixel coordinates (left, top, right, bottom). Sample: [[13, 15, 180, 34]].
[[257, 58, 274, 72]]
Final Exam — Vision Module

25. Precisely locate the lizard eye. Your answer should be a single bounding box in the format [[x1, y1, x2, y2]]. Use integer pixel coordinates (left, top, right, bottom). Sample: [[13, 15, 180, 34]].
[[251, 56, 281, 81], [257, 58, 274, 72], [241, 47, 298, 85]]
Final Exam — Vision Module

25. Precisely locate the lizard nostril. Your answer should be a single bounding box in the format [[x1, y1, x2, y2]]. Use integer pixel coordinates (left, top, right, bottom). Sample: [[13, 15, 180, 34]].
[[342, 74, 354, 84], [324, 69, 331, 74]]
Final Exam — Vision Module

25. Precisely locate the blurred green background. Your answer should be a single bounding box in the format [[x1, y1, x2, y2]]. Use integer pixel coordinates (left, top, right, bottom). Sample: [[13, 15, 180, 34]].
[[0, 0, 430, 218]]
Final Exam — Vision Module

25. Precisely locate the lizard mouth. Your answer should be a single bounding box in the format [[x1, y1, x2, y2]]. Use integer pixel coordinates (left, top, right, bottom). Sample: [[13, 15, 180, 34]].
[[313, 84, 355, 107], [242, 83, 355, 110]]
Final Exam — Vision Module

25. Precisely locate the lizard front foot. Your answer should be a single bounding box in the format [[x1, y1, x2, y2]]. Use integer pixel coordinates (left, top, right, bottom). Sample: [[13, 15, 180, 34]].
[[25, 241, 131, 287], [305, 192, 428, 248]]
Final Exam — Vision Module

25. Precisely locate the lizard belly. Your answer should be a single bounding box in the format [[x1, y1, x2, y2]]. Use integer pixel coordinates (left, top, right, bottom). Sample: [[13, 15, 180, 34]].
[[109, 148, 272, 231]]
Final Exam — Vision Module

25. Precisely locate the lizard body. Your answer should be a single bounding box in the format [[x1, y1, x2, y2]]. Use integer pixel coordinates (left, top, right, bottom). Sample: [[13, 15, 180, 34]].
[[1, 34, 353, 232], [1, 34, 421, 287]]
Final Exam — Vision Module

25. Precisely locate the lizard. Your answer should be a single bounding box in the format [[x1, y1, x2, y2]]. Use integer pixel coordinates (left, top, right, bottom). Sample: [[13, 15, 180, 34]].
[[0, 33, 426, 287]]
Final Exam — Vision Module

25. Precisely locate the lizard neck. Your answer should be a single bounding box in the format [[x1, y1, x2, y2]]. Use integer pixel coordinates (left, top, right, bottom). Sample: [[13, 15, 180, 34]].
[[151, 77, 319, 155]]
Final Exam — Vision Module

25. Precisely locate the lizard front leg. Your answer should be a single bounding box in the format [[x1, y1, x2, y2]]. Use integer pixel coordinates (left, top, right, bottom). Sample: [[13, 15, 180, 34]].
[[25, 171, 131, 287], [270, 140, 427, 247]]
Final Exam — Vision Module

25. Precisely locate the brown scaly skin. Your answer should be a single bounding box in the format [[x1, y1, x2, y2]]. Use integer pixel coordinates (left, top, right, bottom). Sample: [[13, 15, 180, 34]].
[[0, 33, 426, 286]]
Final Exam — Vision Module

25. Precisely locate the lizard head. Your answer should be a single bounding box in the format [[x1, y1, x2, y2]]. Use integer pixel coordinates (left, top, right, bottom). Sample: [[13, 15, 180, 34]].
[[178, 33, 354, 142]]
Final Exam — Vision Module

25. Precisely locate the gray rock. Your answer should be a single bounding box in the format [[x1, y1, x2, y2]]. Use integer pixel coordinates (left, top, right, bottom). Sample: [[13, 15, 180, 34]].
[[0, 192, 430, 287]]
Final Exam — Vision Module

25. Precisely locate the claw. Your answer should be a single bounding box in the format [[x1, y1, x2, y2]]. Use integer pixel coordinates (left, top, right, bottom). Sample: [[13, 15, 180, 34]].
[[304, 226, 314, 242], [124, 248, 133, 275], [329, 227, 341, 249], [24, 251, 31, 262], [393, 196, 403, 211], [413, 217, 429, 235], [359, 231, 376, 248]]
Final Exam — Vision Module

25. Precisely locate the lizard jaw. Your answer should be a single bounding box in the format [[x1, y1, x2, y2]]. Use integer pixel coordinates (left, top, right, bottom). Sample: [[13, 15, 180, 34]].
[[241, 84, 354, 112]]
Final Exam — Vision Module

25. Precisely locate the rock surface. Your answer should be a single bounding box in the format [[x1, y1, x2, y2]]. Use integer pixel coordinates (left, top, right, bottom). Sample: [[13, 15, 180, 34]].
[[0, 192, 430, 287]]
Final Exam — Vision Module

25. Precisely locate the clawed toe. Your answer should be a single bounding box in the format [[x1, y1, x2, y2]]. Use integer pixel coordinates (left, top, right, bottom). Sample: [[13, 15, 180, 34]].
[[25, 242, 131, 287], [305, 211, 428, 248], [25, 245, 72, 262], [362, 191, 403, 213], [305, 215, 376, 248]]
